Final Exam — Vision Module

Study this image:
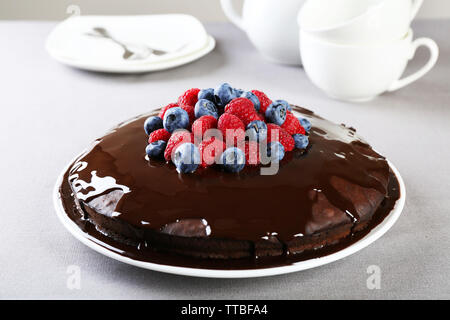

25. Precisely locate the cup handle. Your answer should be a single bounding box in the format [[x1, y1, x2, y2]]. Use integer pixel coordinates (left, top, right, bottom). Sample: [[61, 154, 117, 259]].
[[220, 0, 245, 30], [410, 0, 424, 20], [387, 37, 439, 92]]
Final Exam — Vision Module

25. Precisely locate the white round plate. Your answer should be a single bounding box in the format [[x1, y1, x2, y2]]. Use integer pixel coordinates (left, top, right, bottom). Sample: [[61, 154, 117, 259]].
[[47, 35, 215, 74], [54, 158, 405, 278]]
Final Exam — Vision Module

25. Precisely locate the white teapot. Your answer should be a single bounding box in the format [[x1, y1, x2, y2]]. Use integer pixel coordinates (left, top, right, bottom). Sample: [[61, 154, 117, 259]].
[[221, 0, 305, 65]]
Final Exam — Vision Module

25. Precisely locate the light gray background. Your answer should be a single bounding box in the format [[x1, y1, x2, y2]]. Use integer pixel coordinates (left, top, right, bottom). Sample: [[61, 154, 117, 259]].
[[1, 0, 450, 21], [0, 20, 449, 299]]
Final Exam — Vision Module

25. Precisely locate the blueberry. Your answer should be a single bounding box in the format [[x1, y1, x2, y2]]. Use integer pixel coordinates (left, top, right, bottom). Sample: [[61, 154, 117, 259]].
[[246, 120, 267, 142], [214, 83, 237, 107], [144, 116, 163, 135], [220, 147, 245, 173], [240, 91, 260, 112], [272, 99, 292, 112], [194, 99, 219, 119], [267, 141, 285, 162], [146, 140, 167, 159], [279, 99, 293, 111], [298, 117, 311, 132], [233, 88, 244, 97], [285, 102, 293, 112], [293, 134, 309, 149], [163, 107, 190, 133], [265, 100, 288, 125], [172, 143, 200, 173], [198, 88, 215, 102]]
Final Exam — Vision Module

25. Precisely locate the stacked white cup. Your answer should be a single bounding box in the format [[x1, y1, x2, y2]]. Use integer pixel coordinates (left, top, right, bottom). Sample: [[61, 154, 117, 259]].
[[298, 0, 439, 102]]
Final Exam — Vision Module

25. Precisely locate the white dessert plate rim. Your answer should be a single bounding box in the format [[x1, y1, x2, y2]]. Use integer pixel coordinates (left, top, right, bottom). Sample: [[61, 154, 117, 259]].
[[54, 154, 405, 278], [46, 35, 215, 74]]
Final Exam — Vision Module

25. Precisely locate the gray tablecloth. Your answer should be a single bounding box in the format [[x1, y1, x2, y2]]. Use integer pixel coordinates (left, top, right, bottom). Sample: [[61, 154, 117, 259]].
[[0, 20, 449, 300]]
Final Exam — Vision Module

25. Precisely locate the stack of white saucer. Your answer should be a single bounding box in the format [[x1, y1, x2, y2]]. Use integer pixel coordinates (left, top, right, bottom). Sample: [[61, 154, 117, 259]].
[[298, 0, 439, 102]]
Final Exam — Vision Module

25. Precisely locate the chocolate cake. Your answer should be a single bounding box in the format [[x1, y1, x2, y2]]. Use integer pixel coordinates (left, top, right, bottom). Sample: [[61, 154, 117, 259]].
[[60, 102, 396, 264]]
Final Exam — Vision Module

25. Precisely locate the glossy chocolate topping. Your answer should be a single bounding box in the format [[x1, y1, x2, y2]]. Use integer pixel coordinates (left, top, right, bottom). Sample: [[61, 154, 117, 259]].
[[67, 106, 390, 244]]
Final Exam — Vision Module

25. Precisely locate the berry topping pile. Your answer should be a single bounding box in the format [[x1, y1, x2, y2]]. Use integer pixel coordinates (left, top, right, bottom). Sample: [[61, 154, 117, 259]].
[[144, 83, 311, 174]]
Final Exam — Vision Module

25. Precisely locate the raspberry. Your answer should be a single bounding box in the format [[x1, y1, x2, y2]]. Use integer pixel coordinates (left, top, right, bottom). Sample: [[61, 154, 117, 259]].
[[164, 130, 194, 161], [199, 137, 226, 167], [180, 104, 195, 125], [244, 141, 260, 165], [257, 113, 265, 121], [218, 113, 245, 146], [148, 128, 171, 144], [246, 113, 262, 124], [251, 90, 272, 114], [158, 103, 178, 119], [178, 88, 200, 107], [192, 115, 217, 138], [281, 113, 306, 135], [266, 123, 295, 152], [224, 98, 258, 125]]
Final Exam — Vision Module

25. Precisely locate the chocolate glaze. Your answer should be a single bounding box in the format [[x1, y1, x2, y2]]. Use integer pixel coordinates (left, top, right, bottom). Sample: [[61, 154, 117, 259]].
[[59, 170, 399, 269], [59, 106, 400, 269]]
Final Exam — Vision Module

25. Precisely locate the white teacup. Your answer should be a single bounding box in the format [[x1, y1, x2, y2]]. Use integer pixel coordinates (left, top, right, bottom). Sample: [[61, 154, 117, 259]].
[[299, 0, 423, 45], [300, 29, 439, 102], [221, 0, 306, 65]]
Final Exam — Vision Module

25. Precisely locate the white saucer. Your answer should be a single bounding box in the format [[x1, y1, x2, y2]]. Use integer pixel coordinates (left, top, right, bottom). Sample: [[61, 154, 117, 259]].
[[47, 36, 215, 73], [54, 155, 405, 278], [46, 15, 216, 73]]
